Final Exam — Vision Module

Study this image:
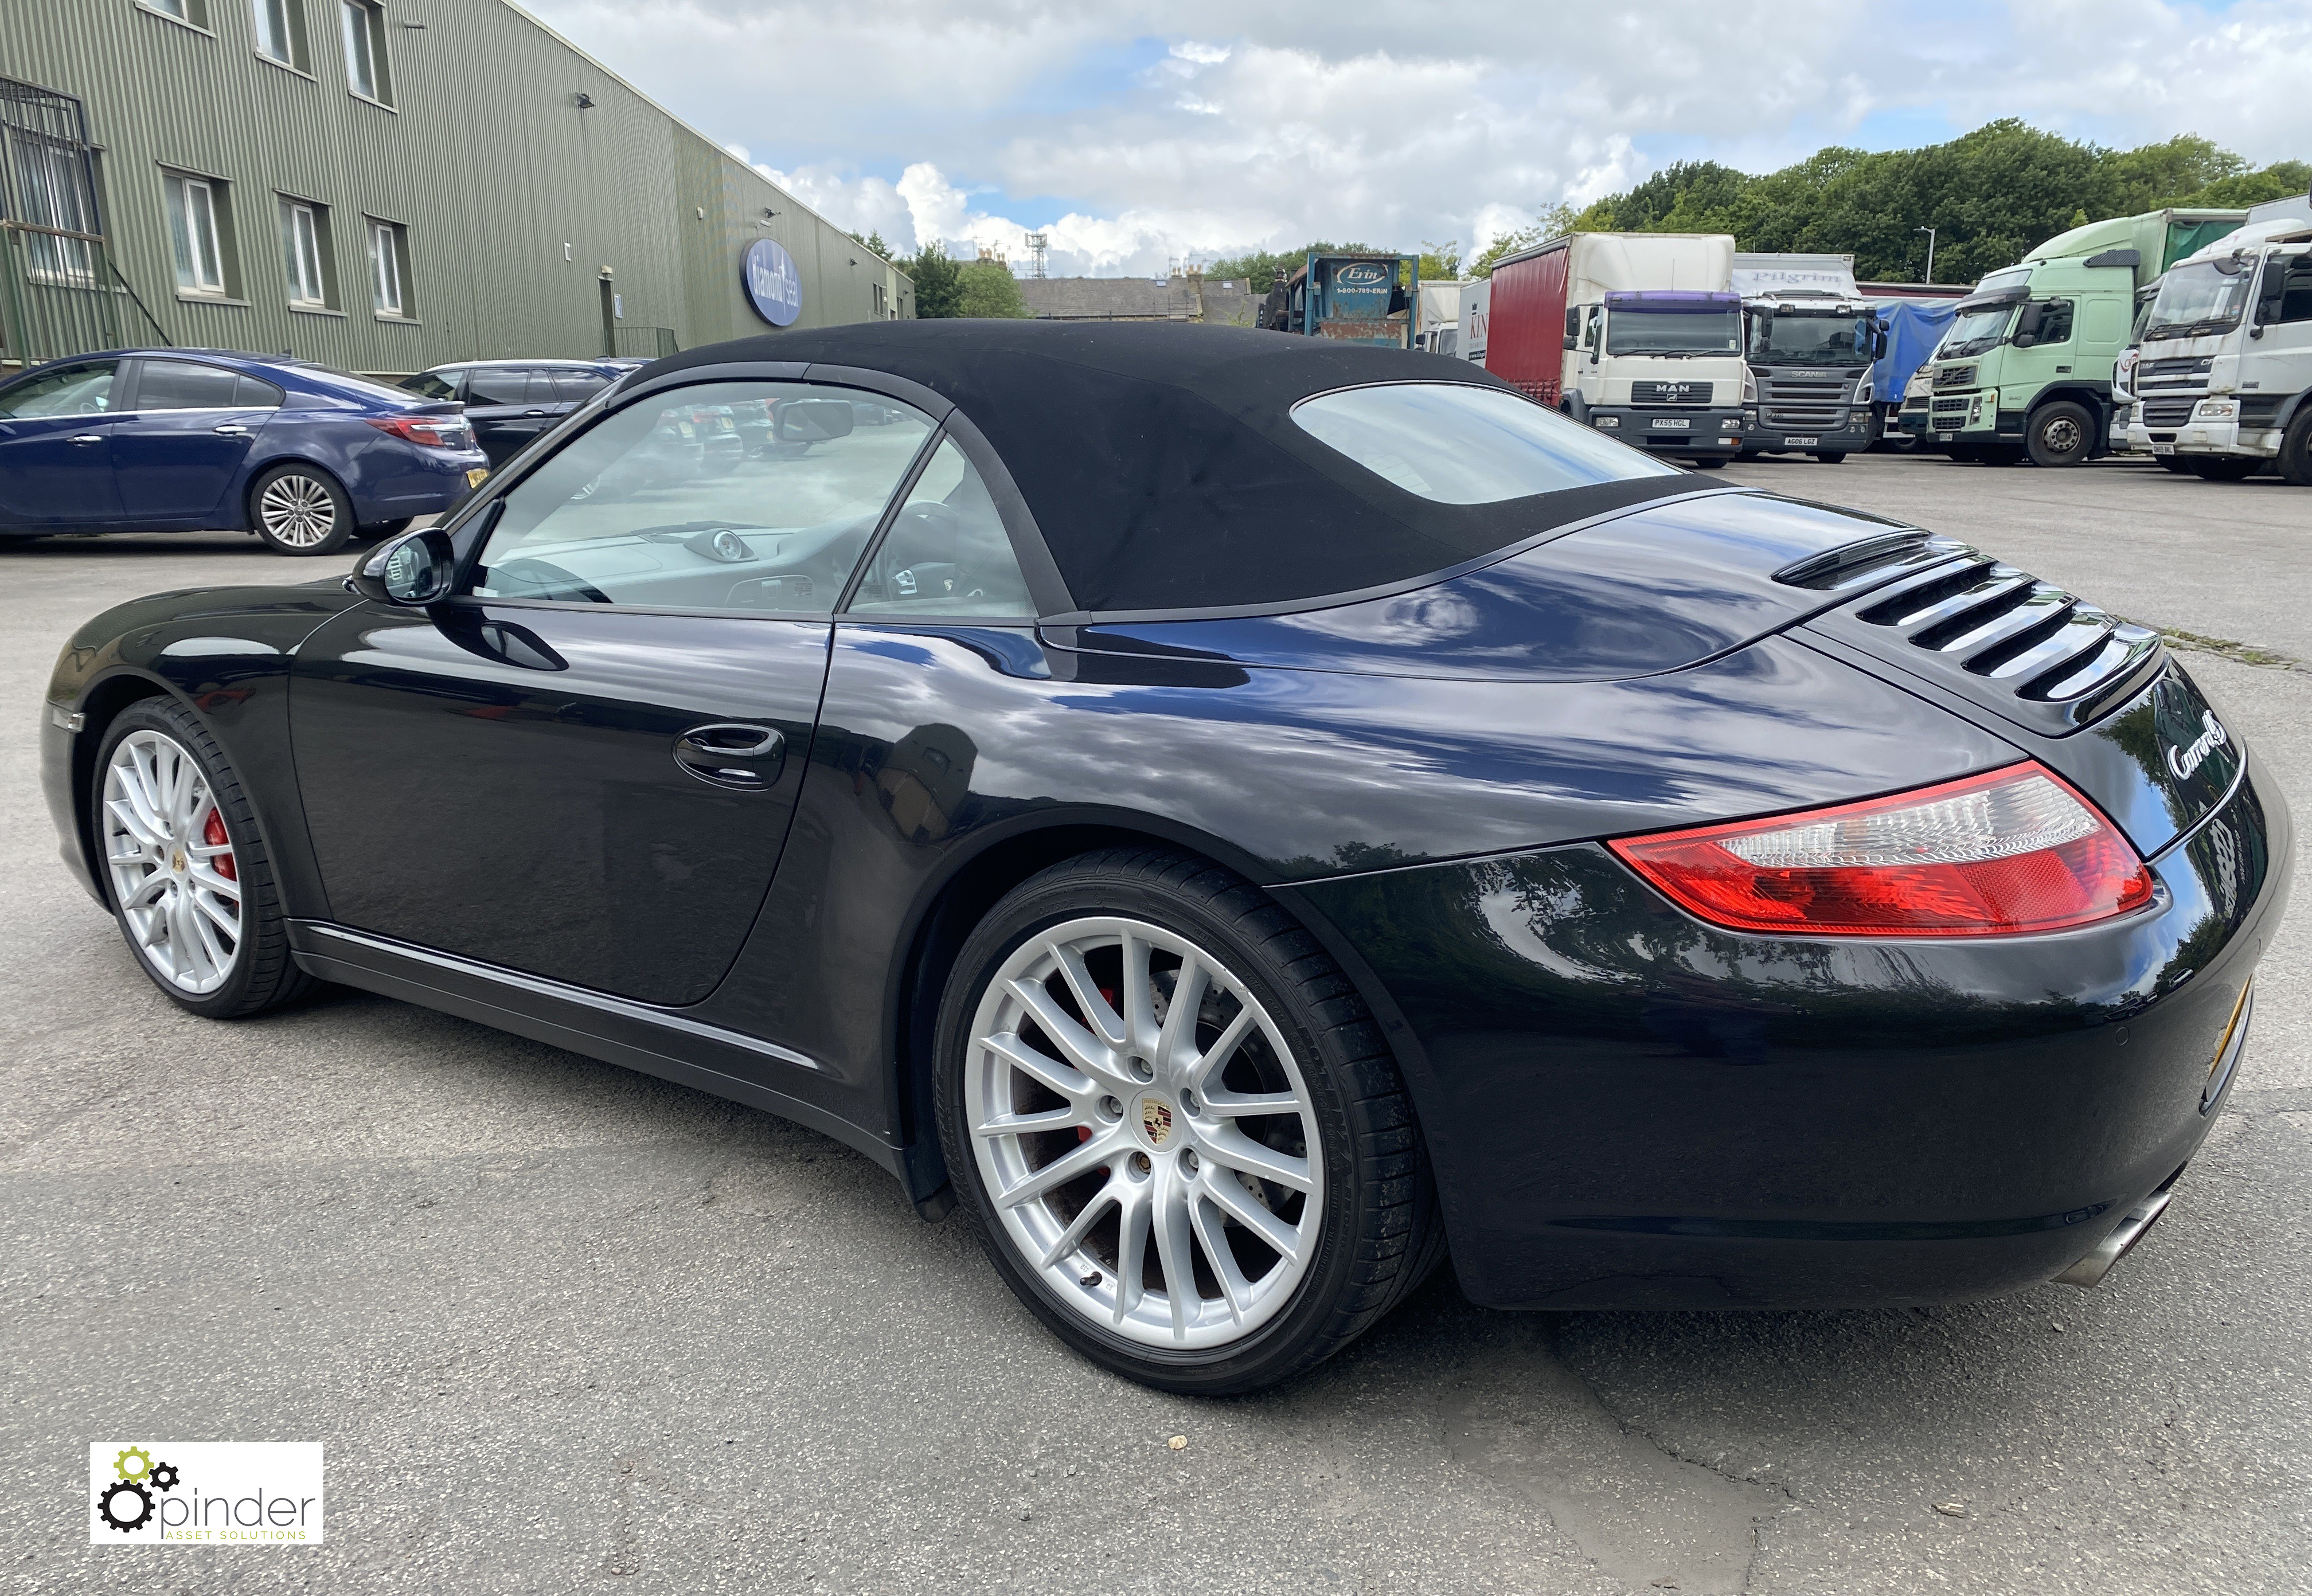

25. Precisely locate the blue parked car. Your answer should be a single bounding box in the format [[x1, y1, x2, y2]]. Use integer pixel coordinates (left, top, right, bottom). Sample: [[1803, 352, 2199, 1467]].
[[0, 349, 491, 555]]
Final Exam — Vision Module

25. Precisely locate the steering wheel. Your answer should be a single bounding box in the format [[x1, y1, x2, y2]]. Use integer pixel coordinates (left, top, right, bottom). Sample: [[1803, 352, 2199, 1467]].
[[493, 557, 614, 605]]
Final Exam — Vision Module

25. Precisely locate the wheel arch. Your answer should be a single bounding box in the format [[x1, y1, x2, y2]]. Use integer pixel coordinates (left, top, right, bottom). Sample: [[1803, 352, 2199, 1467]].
[[65, 669, 179, 905], [880, 814, 1428, 1218]]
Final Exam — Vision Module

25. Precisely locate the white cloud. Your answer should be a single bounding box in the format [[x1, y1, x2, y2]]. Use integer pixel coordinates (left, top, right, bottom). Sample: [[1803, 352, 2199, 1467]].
[[518, 0, 2312, 276]]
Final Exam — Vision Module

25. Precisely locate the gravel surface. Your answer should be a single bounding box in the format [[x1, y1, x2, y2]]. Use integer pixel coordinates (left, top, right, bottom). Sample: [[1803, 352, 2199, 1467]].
[[5, 449, 2307, 1594]]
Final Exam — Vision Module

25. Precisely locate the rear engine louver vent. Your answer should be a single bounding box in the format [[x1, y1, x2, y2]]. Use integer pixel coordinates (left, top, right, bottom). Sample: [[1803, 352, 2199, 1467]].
[[1803, 551, 2163, 736]]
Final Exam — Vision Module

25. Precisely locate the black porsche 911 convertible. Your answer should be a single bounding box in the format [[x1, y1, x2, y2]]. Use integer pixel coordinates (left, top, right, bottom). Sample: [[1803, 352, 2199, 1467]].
[[42, 322, 2290, 1392]]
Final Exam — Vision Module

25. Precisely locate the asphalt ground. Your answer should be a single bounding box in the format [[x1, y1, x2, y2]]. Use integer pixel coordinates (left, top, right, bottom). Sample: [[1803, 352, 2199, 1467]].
[[4, 449, 2309, 1594]]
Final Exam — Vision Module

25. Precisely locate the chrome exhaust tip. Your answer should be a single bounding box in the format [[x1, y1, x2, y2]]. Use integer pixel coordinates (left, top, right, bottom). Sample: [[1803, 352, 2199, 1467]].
[[2052, 1183, 2177, 1289]]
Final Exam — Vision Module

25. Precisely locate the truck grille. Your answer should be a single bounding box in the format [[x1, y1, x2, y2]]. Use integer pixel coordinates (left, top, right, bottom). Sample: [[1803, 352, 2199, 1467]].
[[1930, 394, 1973, 417], [2141, 397, 2196, 427], [1629, 380, 1713, 405], [1764, 406, 1850, 428], [2138, 357, 2212, 389], [1932, 365, 1975, 389], [1760, 378, 1845, 400], [1806, 551, 2163, 734]]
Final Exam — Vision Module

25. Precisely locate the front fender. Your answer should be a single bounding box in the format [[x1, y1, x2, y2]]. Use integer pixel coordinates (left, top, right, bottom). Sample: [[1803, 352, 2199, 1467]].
[[44, 584, 364, 914]]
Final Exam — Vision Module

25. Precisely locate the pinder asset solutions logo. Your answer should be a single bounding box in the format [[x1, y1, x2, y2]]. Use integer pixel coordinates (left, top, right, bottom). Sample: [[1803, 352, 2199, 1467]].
[[89, 1442, 323, 1544]]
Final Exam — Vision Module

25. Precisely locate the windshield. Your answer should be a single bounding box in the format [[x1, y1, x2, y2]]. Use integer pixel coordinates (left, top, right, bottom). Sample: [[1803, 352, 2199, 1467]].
[[1747, 312, 1874, 366], [1937, 305, 2014, 360], [1291, 382, 1680, 504], [1604, 308, 1740, 357], [2143, 260, 2254, 340]]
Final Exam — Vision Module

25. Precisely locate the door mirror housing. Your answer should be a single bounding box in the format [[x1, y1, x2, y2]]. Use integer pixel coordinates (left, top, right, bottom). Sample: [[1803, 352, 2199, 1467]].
[[1562, 335, 1578, 350], [1874, 326, 1889, 360], [775, 400, 855, 443], [349, 526, 455, 606]]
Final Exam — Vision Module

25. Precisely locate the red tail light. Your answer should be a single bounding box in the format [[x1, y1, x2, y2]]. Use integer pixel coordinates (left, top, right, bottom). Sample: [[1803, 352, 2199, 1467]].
[[1607, 762, 2155, 937], [366, 415, 466, 449]]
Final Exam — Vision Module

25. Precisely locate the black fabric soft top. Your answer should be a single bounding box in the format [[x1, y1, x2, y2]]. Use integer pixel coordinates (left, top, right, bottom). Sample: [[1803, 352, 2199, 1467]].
[[641, 320, 1707, 615]]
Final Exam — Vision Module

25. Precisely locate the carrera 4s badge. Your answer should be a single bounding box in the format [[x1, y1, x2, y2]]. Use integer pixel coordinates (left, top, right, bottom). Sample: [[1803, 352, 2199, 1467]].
[[2168, 709, 2231, 782]]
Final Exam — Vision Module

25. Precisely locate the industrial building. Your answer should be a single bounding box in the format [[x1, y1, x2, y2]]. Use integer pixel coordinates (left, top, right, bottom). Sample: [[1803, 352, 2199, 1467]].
[[0, 0, 911, 378], [1019, 272, 1257, 326]]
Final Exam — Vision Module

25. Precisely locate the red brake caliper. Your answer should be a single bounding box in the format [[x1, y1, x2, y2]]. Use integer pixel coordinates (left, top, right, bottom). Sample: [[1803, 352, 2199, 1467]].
[[202, 807, 236, 881]]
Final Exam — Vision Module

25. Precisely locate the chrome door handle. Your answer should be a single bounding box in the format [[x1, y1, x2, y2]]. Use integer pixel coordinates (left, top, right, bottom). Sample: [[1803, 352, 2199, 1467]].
[[673, 723, 786, 791], [212, 424, 249, 436], [69, 433, 102, 445], [523, 409, 548, 416]]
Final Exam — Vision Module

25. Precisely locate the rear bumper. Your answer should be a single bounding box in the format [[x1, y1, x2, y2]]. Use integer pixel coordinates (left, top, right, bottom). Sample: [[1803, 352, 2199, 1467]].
[[341, 442, 491, 519], [1590, 406, 1744, 453], [1284, 756, 2292, 1311]]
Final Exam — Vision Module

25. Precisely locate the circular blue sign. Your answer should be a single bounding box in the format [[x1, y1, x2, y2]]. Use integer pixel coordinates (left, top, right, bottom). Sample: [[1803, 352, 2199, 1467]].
[[743, 238, 802, 327]]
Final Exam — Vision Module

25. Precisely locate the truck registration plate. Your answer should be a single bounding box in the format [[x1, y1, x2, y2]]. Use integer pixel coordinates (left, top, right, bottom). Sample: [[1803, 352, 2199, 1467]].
[[1935, 432, 1954, 443], [1651, 417, 1691, 430], [2151, 443, 2176, 456], [1783, 435, 1818, 446]]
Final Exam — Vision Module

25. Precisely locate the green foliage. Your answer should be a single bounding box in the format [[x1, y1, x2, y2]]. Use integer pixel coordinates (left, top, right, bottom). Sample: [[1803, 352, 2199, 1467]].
[[954, 258, 1030, 319], [1467, 204, 1578, 277], [847, 229, 893, 261], [1419, 239, 1461, 281], [1540, 121, 2309, 284], [1204, 241, 1381, 292], [904, 241, 963, 319]]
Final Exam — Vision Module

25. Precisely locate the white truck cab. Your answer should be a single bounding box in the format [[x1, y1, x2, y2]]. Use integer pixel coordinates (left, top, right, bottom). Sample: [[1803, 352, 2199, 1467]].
[[2125, 190, 2312, 484]]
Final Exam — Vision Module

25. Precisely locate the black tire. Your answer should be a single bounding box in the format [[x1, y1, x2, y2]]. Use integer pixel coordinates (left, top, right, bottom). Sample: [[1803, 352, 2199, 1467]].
[[248, 463, 354, 556], [2189, 456, 2261, 482], [2026, 401, 2096, 468], [1735, 449, 1761, 461], [1690, 455, 1727, 470], [936, 847, 1443, 1394], [2279, 408, 2312, 487], [1815, 451, 1849, 464], [91, 698, 313, 1020]]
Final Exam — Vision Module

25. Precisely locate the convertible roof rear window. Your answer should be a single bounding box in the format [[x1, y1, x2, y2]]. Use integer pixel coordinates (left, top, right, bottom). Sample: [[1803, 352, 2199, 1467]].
[[1290, 383, 1680, 504]]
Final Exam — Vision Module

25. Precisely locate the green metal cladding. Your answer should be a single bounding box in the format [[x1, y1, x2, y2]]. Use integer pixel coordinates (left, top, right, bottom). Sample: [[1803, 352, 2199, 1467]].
[[0, 0, 912, 374]]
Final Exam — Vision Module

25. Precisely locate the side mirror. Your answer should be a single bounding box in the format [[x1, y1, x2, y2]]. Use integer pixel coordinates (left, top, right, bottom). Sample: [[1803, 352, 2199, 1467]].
[[348, 526, 455, 606], [776, 399, 856, 443], [1562, 335, 1578, 350], [2013, 332, 2037, 349], [1874, 327, 1889, 359]]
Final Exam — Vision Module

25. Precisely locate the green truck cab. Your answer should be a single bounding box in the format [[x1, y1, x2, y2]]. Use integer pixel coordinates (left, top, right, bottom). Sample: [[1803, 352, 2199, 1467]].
[[1910, 209, 2244, 466]]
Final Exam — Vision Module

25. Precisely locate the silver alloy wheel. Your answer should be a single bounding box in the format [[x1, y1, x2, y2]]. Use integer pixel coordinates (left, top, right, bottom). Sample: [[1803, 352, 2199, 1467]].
[[966, 916, 1324, 1349], [256, 472, 338, 549], [100, 730, 243, 995]]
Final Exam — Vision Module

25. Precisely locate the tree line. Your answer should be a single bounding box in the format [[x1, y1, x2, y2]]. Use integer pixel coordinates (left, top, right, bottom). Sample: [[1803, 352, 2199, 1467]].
[[846, 233, 1028, 318], [1467, 120, 2309, 283]]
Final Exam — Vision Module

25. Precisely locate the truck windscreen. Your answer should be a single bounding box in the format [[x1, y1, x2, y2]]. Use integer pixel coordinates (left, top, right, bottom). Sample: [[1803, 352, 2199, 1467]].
[[1938, 304, 2016, 359], [2143, 260, 2255, 341], [1748, 314, 1874, 366], [1606, 308, 1740, 357]]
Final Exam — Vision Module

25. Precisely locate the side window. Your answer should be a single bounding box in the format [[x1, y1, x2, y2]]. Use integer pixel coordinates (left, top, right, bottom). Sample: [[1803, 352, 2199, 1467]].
[[464, 368, 532, 407], [525, 371, 560, 405], [400, 369, 459, 401], [0, 360, 118, 417], [135, 359, 244, 410], [472, 381, 936, 613], [1583, 305, 1603, 351], [847, 437, 1037, 619], [235, 374, 286, 409], [2035, 300, 2075, 345], [556, 370, 613, 402], [2269, 258, 2312, 326]]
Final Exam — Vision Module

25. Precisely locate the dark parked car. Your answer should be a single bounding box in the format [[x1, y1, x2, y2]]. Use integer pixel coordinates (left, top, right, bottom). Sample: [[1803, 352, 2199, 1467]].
[[400, 359, 629, 466], [0, 349, 487, 554], [42, 322, 2291, 1394]]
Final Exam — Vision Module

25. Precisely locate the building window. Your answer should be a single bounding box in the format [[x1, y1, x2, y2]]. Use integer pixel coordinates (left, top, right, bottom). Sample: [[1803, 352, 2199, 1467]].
[[14, 135, 96, 285], [140, 0, 213, 28], [367, 217, 408, 315], [163, 172, 229, 295], [279, 197, 332, 307], [254, 0, 310, 71], [340, 0, 393, 104]]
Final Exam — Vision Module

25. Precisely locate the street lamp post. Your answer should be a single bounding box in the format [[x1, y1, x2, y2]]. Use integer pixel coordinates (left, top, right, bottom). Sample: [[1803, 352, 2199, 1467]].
[[1916, 225, 1937, 286]]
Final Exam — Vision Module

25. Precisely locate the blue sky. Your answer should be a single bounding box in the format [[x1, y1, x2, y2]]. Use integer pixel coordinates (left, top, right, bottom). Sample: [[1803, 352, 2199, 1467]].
[[523, 0, 2312, 276]]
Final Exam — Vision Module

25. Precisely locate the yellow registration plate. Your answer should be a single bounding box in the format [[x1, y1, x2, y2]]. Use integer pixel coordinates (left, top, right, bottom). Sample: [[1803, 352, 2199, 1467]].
[[466, 467, 490, 489]]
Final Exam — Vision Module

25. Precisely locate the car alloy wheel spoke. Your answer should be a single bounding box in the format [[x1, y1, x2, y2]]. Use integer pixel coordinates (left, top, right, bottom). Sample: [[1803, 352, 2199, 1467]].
[[100, 730, 241, 996], [966, 914, 1324, 1350]]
